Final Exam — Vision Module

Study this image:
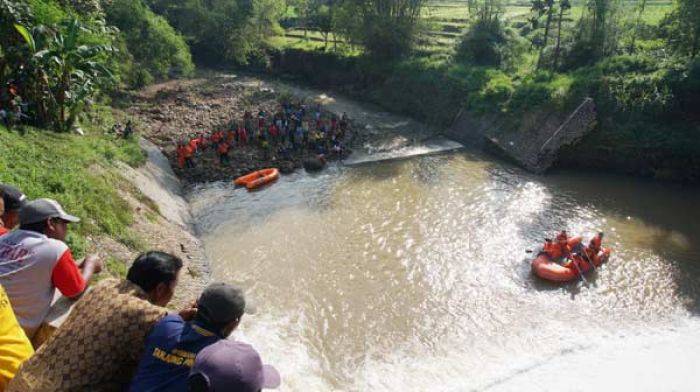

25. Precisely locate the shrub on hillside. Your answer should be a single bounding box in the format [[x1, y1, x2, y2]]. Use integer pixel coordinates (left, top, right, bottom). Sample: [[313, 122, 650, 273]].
[[103, 0, 193, 85], [467, 70, 514, 112], [456, 20, 504, 66], [456, 19, 525, 71]]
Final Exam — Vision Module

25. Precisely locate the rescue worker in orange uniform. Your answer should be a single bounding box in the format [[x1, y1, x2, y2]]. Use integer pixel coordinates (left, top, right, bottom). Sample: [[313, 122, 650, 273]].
[[542, 231, 572, 262], [217, 141, 230, 165], [176, 142, 186, 169], [584, 232, 605, 265], [183, 142, 195, 168], [189, 136, 200, 154], [211, 130, 223, 145]]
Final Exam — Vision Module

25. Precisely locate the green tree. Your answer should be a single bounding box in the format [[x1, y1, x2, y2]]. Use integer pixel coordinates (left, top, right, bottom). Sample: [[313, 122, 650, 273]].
[[334, 0, 425, 59], [628, 0, 647, 53], [467, 0, 503, 25], [531, 0, 571, 70], [669, 0, 700, 57], [530, 0, 556, 70], [0, 0, 33, 83], [457, 0, 523, 68], [103, 0, 194, 84], [15, 18, 116, 132], [564, 0, 622, 68], [310, 2, 333, 48], [146, 0, 283, 65], [553, 0, 571, 69]]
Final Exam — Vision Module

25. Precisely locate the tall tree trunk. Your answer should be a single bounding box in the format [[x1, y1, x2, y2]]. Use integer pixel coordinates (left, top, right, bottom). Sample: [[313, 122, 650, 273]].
[[554, 4, 565, 70], [629, 0, 647, 53], [537, 3, 554, 70]]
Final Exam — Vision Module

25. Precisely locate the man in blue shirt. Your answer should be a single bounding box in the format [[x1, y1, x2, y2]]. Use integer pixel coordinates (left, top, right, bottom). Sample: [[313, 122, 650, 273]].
[[129, 282, 246, 392]]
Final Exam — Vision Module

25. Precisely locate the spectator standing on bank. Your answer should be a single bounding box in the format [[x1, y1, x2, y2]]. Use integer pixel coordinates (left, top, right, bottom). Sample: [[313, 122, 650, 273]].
[[0, 199, 103, 339]]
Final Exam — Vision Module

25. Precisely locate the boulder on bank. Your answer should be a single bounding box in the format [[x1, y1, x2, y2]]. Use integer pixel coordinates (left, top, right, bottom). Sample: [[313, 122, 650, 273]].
[[279, 161, 295, 174], [303, 155, 326, 172]]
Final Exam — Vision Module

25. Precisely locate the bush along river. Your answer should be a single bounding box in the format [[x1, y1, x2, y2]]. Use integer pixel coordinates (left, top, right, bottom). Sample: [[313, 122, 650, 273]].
[[183, 77, 700, 392]]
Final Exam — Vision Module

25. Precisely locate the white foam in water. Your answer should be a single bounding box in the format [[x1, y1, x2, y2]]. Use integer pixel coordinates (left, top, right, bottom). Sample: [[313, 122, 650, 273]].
[[343, 136, 464, 166]]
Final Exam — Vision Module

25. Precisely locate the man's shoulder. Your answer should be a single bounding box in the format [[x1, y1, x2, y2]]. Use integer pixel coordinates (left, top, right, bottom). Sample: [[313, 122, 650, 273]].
[[69, 278, 166, 328], [84, 279, 161, 313], [5, 231, 68, 253], [154, 314, 186, 330]]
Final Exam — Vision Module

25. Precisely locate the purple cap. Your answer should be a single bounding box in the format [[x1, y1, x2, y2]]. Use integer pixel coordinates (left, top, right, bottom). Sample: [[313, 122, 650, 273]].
[[189, 340, 280, 391]]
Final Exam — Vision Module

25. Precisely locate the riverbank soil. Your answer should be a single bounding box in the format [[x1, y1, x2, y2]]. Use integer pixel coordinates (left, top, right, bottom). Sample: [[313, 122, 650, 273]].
[[125, 74, 355, 184]]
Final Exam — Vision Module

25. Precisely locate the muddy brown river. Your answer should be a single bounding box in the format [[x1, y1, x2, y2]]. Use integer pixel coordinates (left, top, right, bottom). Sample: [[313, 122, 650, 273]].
[[189, 78, 700, 391]]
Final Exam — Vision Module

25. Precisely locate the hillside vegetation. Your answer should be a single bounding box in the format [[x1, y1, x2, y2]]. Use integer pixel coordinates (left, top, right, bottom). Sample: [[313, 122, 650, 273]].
[[1, 0, 699, 182]]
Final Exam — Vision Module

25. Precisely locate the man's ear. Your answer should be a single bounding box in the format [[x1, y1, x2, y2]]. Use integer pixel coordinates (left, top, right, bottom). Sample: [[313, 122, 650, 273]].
[[156, 281, 170, 297], [45, 218, 56, 233]]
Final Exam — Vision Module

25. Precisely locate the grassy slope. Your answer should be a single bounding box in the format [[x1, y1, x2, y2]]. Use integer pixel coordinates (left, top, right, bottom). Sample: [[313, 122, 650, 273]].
[[0, 110, 146, 272]]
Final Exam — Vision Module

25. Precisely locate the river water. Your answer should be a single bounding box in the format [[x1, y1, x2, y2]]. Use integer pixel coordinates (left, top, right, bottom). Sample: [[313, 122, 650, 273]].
[[189, 79, 700, 391]]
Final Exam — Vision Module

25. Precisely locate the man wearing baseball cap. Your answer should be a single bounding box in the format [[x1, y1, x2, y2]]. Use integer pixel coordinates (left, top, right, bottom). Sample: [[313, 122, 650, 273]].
[[0, 184, 27, 236], [188, 340, 281, 392], [129, 282, 259, 392], [0, 198, 102, 339]]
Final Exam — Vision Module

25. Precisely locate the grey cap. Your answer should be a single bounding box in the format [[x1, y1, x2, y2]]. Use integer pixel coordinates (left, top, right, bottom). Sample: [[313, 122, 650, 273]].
[[189, 340, 280, 391], [0, 184, 27, 211], [19, 198, 80, 225], [197, 283, 246, 326]]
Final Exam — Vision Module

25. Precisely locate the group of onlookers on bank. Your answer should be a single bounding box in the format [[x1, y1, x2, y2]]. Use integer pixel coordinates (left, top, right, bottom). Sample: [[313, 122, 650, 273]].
[[0, 184, 280, 391], [176, 103, 350, 169]]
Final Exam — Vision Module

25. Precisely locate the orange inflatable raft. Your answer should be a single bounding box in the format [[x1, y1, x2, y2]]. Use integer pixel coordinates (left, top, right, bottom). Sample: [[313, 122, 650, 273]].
[[531, 235, 611, 282], [234, 168, 279, 190]]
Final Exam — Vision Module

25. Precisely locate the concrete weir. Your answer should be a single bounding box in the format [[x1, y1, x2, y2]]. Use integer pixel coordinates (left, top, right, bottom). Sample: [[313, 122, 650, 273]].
[[343, 136, 464, 166], [447, 98, 597, 174]]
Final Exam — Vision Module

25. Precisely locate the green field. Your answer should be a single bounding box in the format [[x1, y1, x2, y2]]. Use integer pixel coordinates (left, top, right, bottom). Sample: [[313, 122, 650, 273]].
[[278, 1, 674, 58]]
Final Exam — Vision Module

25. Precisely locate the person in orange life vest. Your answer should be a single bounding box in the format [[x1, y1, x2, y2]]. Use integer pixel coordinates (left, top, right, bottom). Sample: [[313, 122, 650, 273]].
[[183, 142, 195, 169], [189, 136, 200, 153], [211, 131, 222, 145], [217, 142, 230, 165], [176, 142, 186, 169], [226, 129, 235, 144], [0, 184, 26, 237], [584, 232, 604, 262], [542, 231, 572, 262], [237, 126, 247, 146]]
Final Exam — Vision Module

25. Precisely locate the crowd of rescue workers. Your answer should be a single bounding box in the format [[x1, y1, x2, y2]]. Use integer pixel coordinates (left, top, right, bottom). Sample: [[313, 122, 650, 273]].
[[173, 102, 351, 175]]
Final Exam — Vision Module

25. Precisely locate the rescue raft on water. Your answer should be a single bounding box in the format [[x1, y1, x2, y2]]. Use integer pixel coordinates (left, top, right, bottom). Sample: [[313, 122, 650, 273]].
[[531, 232, 611, 283], [234, 168, 280, 190]]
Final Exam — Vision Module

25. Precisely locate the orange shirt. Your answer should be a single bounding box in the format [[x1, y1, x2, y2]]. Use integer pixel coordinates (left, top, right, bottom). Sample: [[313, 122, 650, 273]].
[[183, 145, 194, 158], [217, 143, 229, 155], [543, 242, 569, 259]]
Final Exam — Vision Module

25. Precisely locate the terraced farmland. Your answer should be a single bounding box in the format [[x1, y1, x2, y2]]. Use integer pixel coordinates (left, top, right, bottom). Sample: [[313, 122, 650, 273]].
[[277, 1, 674, 59]]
